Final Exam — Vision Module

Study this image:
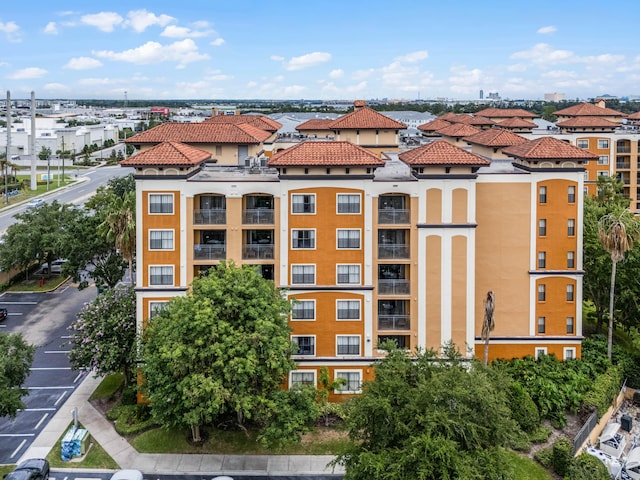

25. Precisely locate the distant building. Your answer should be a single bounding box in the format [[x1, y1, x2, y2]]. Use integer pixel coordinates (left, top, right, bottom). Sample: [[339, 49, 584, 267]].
[[479, 89, 484, 100], [544, 93, 566, 102]]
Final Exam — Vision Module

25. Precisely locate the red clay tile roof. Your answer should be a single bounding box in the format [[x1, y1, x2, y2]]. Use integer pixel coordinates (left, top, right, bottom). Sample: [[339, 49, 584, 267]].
[[353, 100, 367, 108], [295, 119, 336, 131], [120, 141, 211, 166], [464, 116, 496, 127], [502, 136, 598, 161], [125, 122, 271, 144], [398, 140, 490, 166], [203, 114, 282, 132], [439, 112, 460, 121], [435, 123, 481, 137], [495, 117, 537, 128], [553, 102, 624, 117], [417, 118, 452, 132], [464, 128, 528, 147], [474, 108, 538, 118], [556, 117, 621, 128], [268, 141, 385, 167], [626, 112, 640, 120], [328, 106, 407, 130]]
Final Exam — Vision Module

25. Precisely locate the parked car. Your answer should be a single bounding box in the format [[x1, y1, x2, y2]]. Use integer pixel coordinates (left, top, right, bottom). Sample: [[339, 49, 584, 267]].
[[109, 470, 143, 480], [26, 199, 45, 209], [41, 259, 68, 274], [0, 307, 7, 321], [3, 458, 50, 480]]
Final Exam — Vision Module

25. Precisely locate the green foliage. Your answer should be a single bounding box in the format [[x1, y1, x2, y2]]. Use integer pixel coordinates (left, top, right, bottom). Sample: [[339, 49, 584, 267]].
[[507, 382, 540, 433], [551, 437, 573, 477], [528, 425, 552, 444], [534, 446, 553, 468], [0, 332, 35, 417], [565, 453, 610, 480], [142, 262, 295, 442], [581, 365, 622, 417], [109, 404, 156, 436], [317, 366, 346, 426]]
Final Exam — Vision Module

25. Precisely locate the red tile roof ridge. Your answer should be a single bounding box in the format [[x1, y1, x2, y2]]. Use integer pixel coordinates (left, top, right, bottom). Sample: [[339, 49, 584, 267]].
[[417, 118, 452, 131], [268, 141, 385, 167], [464, 128, 528, 147], [328, 106, 407, 129], [120, 141, 211, 166], [474, 108, 538, 118], [435, 123, 481, 137], [502, 136, 599, 160], [398, 140, 490, 166], [125, 122, 271, 144], [553, 102, 625, 117]]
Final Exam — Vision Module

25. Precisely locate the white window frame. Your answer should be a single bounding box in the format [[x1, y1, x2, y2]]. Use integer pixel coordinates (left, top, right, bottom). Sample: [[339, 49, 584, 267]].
[[598, 139, 609, 149], [291, 193, 316, 214], [149, 193, 174, 214], [538, 219, 547, 236], [566, 317, 575, 334], [563, 347, 576, 360], [337, 264, 361, 285], [567, 251, 575, 269], [336, 229, 361, 249], [537, 316, 546, 334], [291, 229, 316, 250], [291, 335, 316, 356], [538, 284, 546, 302], [598, 155, 609, 165], [336, 335, 361, 356], [538, 252, 546, 269], [337, 193, 361, 214], [568, 185, 576, 203], [535, 347, 548, 359], [566, 284, 575, 302], [291, 299, 316, 321], [149, 265, 174, 286], [291, 264, 316, 285], [539, 186, 547, 204], [568, 219, 575, 237], [336, 299, 361, 321], [598, 171, 609, 177], [334, 370, 362, 394], [289, 370, 317, 389], [149, 301, 169, 319], [149, 229, 174, 250], [576, 139, 589, 149]]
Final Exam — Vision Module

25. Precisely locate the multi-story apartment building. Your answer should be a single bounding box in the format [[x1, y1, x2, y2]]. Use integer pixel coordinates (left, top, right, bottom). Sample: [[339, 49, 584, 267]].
[[124, 103, 590, 396]]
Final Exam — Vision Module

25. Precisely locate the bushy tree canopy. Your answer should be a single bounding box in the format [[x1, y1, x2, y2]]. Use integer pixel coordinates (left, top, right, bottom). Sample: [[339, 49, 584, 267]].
[[0, 332, 35, 417]]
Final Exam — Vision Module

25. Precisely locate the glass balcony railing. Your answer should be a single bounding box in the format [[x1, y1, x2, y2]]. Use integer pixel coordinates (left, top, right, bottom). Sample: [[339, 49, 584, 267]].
[[194, 244, 226, 260], [378, 315, 410, 330], [194, 209, 226, 225], [243, 209, 274, 224], [378, 244, 410, 259], [378, 209, 410, 224], [378, 279, 410, 295], [243, 244, 275, 259]]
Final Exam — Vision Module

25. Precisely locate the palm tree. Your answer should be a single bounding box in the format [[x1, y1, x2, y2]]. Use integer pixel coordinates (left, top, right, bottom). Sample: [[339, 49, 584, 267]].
[[99, 191, 136, 285], [481, 290, 495, 365], [598, 208, 640, 360]]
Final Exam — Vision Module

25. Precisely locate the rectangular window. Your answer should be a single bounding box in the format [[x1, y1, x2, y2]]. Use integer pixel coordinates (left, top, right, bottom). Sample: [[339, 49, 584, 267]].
[[538, 252, 546, 269], [337, 300, 361, 320], [598, 171, 609, 177], [292, 194, 315, 214], [566, 317, 575, 334], [535, 347, 548, 359], [337, 264, 361, 285], [149, 266, 174, 286], [291, 229, 315, 249], [337, 194, 361, 214], [149, 301, 169, 319], [539, 186, 547, 204], [149, 193, 174, 214], [337, 335, 360, 356], [568, 186, 576, 203], [335, 371, 362, 394], [291, 300, 315, 320], [215, 145, 222, 156], [292, 336, 315, 356], [564, 348, 576, 360], [568, 219, 575, 236], [567, 251, 575, 269], [577, 139, 589, 149], [538, 219, 547, 236], [566, 284, 575, 302], [538, 284, 546, 302], [337, 229, 361, 249], [598, 139, 609, 149], [149, 230, 174, 250], [290, 371, 316, 388], [598, 155, 609, 165], [537, 317, 546, 334], [291, 265, 315, 285]]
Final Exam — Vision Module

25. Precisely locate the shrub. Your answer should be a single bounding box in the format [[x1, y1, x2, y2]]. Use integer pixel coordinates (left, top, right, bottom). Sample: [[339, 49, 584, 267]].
[[581, 365, 622, 417], [534, 446, 553, 468], [528, 425, 552, 444], [551, 437, 573, 477], [565, 453, 610, 480], [112, 404, 156, 436], [508, 382, 540, 433]]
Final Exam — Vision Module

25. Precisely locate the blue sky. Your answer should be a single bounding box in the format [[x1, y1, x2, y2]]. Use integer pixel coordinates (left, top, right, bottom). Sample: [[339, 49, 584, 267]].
[[1, 1, 638, 101]]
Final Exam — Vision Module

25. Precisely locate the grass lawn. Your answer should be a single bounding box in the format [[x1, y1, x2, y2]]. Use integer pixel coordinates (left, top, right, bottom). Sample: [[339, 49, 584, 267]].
[[6, 274, 69, 292], [46, 422, 119, 469], [504, 450, 554, 480]]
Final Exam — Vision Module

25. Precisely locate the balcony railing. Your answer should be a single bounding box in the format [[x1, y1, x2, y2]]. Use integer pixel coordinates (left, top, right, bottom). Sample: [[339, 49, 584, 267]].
[[243, 244, 274, 259], [378, 279, 410, 295], [378, 315, 410, 330], [617, 145, 632, 153], [194, 244, 226, 260], [378, 244, 410, 259], [378, 209, 410, 224], [243, 209, 274, 224], [616, 162, 631, 169], [194, 209, 226, 225]]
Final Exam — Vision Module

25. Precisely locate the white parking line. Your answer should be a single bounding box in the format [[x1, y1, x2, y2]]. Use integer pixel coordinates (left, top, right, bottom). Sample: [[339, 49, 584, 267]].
[[54, 391, 68, 406], [31, 367, 71, 370], [27, 386, 75, 389], [22, 408, 56, 412], [0, 301, 38, 304], [34, 413, 49, 430], [8, 313, 23, 316], [44, 350, 71, 354], [10, 439, 26, 459], [0, 433, 35, 437], [73, 372, 84, 383]]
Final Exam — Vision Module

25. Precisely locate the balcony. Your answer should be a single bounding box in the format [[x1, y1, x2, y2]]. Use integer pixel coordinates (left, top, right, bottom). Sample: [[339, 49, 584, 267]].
[[243, 243, 274, 260], [617, 162, 631, 170], [194, 244, 226, 261], [378, 315, 410, 330], [378, 279, 410, 295], [243, 208, 274, 224], [617, 144, 631, 154], [378, 209, 410, 224], [378, 244, 410, 259], [194, 209, 226, 225]]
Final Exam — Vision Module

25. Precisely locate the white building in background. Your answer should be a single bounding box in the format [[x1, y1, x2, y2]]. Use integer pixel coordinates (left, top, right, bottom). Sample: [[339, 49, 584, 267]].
[[544, 92, 566, 102]]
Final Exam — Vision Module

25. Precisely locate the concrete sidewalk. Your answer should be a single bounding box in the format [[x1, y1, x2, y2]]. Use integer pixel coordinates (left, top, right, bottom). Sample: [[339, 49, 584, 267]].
[[19, 373, 344, 477]]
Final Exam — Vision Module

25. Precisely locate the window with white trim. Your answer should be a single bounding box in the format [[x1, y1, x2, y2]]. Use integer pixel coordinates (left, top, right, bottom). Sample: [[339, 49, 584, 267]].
[[291, 300, 315, 320], [337, 335, 360, 355], [291, 194, 315, 214], [337, 194, 361, 214], [290, 371, 316, 388], [538, 252, 546, 269], [576, 139, 589, 149], [337, 264, 360, 285], [598, 155, 609, 165], [335, 370, 362, 394], [563, 347, 576, 360], [149, 301, 169, 319], [149, 194, 174, 214], [291, 229, 315, 249], [535, 347, 548, 359], [538, 219, 547, 236], [537, 316, 546, 334], [150, 266, 174, 286], [539, 186, 547, 204], [598, 171, 609, 177], [566, 284, 575, 302], [337, 229, 361, 249], [149, 230, 174, 250], [567, 251, 575, 268], [292, 336, 315, 356], [598, 139, 609, 149], [566, 317, 575, 334], [538, 284, 546, 302], [568, 186, 576, 203], [568, 219, 575, 236], [337, 300, 361, 320], [291, 265, 315, 285]]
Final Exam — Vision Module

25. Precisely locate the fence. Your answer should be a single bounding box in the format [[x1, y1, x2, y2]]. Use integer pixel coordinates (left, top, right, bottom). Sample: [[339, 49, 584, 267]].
[[573, 412, 598, 455]]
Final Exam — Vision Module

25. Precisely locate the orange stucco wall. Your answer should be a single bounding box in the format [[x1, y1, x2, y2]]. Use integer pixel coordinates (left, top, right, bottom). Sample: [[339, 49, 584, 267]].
[[426, 235, 442, 351], [451, 235, 467, 349]]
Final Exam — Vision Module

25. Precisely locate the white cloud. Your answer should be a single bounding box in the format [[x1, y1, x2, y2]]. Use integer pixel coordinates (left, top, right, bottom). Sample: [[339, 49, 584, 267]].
[[511, 43, 573, 65], [541, 70, 579, 80], [211, 38, 225, 46], [44, 22, 58, 34], [78, 77, 121, 86], [0, 21, 21, 42], [81, 12, 123, 32], [277, 52, 331, 71], [329, 69, 344, 79], [507, 63, 528, 72], [448, 65, 487, 94], [125, 9, 175, 33], [352, 68, 375, 80], [160, 25, 213, 38], [43, 83, 70, 92], [65, 57, 103, 70], [281, 85, 307, 96], [395, 51, 428, 63], [270, 55, 284, 62], [7, 67, 47, 79], [93, 39, 210, 66], [537, 25, 556, 34], [344, 81, 368, 93], [246, 81, 258, 88]]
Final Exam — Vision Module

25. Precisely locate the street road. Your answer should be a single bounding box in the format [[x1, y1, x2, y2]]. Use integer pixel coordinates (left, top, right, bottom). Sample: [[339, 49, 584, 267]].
[[50, 473, 343, 480]]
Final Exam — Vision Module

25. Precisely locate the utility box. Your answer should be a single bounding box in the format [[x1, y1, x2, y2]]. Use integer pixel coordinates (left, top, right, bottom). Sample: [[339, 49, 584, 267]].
[[622, 414, 633, 432]]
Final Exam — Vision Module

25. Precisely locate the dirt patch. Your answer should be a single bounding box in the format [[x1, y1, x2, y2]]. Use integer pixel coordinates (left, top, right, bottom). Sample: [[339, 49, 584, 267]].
[[301, 426, 348, 444], [528, 414, 583, 459]]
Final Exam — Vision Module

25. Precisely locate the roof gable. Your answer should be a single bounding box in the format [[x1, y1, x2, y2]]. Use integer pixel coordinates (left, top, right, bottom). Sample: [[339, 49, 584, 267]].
[[120, 141, 211, 166], [296, 119, 335, 131], [502, 136, 598, 161], [328, 106, 407, 130], [204, 114, 282, 132], [464, 128, 528, 147], [435, 123, 481, 137], [553, 102, 624, 117], [268, 141, 385, 167], [125, 122, 271, 144], [417, 118, 452, 132], [398, 140, 490, 166]]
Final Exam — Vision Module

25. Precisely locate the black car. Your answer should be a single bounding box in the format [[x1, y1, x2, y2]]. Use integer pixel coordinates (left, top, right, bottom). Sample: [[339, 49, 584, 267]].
[[3, 459, 50, 480], [0, 307, 7, 321]]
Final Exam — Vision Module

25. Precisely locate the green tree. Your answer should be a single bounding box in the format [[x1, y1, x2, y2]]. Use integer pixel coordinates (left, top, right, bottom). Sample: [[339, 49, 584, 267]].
[[317, 366, 346, 427], [37, 146, 52, 163], [142, 262, 295, 442], [67, 286, 137, 385], [99, 190, 136, 284], [0, 332, 35, 417], [481, 290, 495, 365]]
